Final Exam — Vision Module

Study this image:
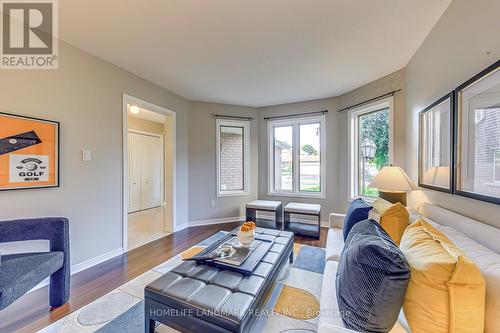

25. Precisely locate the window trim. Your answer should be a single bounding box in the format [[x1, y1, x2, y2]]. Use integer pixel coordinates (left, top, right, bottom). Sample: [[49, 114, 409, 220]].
[[348, 96, 394, 201], [493, 149, 500, 184], [216, 118, 251, 197], [267, 115, 326, 198]]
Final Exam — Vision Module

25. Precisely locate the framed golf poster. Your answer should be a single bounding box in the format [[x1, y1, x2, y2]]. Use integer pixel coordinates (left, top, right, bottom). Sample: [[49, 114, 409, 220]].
[[0, 112, 59, 191]]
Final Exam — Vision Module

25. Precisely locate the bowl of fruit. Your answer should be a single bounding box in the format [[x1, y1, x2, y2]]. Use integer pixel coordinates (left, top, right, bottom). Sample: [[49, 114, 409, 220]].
[[237, 221, 256, 247]]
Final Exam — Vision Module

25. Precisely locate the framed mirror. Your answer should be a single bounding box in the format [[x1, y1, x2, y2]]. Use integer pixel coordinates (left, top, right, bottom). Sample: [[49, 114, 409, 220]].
[[455, 60, 500, 204], [418, 92, 453, 192]]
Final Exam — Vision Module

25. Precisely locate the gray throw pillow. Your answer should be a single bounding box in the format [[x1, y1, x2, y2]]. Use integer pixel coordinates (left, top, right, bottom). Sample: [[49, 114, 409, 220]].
[[336, 219, 410, 333]]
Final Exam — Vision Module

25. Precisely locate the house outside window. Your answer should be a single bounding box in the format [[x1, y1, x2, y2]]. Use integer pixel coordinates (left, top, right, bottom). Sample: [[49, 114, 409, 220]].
[[268, 115, 326, 197], [216, 119, 250, 197], [348, 97, 393, 200]]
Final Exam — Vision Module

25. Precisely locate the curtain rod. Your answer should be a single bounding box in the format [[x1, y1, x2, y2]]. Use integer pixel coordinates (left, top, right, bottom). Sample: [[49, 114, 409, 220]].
[[212, 114, 254, 120], [264, 110, 328, 121], [338, 89, 402, 112]]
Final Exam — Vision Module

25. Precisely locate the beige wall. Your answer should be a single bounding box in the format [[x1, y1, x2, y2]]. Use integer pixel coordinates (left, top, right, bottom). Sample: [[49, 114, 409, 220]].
[[188, 101, 259, 222], [257, 97, 340, 221], [0, 41, 190, 266], [405, 0, 500, 228], [128, 116, 165, 134]]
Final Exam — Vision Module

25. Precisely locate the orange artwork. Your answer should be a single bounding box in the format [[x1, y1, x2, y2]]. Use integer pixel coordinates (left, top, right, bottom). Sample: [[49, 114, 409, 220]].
[[0, 112, 59, 190]]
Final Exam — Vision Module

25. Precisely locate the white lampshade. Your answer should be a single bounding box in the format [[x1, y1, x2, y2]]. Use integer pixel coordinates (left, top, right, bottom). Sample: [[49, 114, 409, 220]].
[[423, 166, 450, 188], [368, 166, 416, 192]]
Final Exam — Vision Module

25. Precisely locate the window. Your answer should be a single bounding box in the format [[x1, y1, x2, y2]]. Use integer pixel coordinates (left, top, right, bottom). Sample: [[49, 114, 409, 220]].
[[216, 119, 250, 197], [348, 97, 393, 199], [268, 115, 326, 197]]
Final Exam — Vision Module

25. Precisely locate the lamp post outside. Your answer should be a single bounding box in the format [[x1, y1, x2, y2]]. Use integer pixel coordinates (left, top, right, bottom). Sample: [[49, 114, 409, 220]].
[[360, 138, 376, 195]]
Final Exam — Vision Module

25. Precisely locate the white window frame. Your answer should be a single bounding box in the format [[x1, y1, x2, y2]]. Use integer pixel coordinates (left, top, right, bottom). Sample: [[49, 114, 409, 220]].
[[216, 119, 251, 197], [267, 115, 326, 198], [494, 149, 500, 184], [348, 97, 394, 201]]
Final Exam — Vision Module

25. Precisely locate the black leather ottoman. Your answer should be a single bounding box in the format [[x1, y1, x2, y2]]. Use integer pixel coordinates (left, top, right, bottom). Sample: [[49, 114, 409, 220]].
[[144, 228, 294, 333]]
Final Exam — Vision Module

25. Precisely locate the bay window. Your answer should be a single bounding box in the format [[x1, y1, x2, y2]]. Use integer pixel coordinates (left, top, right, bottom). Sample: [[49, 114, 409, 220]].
[[216, 119, 250, 197], [268, 115, 326, 197], [348, 97, 393, 199]]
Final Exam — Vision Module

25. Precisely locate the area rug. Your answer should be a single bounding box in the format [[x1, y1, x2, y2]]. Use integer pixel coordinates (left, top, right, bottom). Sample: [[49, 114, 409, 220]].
[[38, 232, 325, 333]]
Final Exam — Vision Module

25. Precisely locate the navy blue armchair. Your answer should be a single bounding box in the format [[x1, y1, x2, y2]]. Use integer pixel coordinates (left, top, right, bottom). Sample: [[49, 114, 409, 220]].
[[0, 217, 70, 310]]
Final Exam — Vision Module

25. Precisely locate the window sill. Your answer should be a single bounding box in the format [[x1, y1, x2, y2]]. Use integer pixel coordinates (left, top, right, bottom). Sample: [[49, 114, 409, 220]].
[[268, 191, 326, 199], [217, 191, 251, 198], [348, 196, 378, 204]]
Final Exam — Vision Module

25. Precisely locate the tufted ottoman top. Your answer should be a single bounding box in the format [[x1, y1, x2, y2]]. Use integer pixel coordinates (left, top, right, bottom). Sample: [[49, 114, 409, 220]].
[[145, 227, 294, 333]]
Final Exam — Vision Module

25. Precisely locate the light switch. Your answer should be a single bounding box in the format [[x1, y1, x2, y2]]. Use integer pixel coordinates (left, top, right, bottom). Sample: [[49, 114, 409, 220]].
[[82, 150, 92, 161]]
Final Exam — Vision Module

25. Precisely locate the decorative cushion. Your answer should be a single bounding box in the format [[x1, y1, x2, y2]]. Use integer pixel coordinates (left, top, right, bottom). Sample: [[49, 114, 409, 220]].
[[400, 219, 486, 333], [246, 200, 281, 210], [342, 198, 372, 240], [437, 224, 500, 333], [379, 202, 409, 246], [284, 203, 321, 215], [373, 198, 393, 214], [336, 219, 410, 332]]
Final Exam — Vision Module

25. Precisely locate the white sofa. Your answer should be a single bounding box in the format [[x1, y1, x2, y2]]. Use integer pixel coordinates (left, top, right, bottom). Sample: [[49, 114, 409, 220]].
[[318, 202, 500, 333]]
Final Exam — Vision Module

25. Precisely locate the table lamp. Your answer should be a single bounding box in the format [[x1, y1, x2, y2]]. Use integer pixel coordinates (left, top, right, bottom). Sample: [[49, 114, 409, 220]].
[[368, 166, 416, 206]]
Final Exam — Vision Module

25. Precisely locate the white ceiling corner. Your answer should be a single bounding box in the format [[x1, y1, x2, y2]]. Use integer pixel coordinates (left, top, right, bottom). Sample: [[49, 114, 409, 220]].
[[60, 0, 452, 107]]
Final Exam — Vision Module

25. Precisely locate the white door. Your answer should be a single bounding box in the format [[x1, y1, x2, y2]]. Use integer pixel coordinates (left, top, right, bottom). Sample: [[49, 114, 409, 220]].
[[140, 134, 162, 210], [128, 132, 162, 213], [128, 133, 141, 212]]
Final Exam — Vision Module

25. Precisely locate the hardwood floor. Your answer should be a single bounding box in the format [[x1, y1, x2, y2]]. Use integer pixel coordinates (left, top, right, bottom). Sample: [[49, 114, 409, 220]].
[[0, 223, 327, 333]]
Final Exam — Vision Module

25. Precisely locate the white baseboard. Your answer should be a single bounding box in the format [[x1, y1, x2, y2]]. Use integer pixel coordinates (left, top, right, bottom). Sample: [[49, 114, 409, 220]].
[[188, 216, 245, 227], [72, 247, 124, 274], [30, 247, 124, 292], [175, 222, 189, 232]]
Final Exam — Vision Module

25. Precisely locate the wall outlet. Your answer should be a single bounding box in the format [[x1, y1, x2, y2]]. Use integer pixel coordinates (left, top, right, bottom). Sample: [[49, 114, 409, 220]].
[[210, 200, 216, 207], [82, 150, 92, 161]]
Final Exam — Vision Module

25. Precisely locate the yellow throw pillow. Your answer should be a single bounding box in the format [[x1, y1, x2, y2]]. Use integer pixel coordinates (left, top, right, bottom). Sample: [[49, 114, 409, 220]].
[[373, 198, 393, 214], [400, 219, 485, 333], [378, 202, 409, 245]]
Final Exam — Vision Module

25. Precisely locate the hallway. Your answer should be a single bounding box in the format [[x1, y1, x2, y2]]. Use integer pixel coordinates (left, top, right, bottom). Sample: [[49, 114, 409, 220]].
[[127, 206, 171, 250]]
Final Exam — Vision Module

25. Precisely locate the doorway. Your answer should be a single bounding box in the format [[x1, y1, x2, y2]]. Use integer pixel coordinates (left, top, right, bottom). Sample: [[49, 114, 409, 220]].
[[128, 131, 163, 213], [122, 94, 176, 252]]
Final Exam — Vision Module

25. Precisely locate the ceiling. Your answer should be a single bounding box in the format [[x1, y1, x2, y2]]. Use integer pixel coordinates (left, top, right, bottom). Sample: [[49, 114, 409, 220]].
[[59, 0, 451, 107]]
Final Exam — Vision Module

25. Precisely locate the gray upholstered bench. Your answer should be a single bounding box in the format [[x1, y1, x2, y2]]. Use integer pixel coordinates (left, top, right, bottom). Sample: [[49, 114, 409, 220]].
[[144, 228, 294, 333], [245, 200, 283, 230], [284, 203, 321, 239]]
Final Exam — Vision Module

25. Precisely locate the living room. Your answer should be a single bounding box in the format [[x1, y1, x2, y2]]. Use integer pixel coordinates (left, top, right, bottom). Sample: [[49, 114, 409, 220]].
[[0, 0, 499, 332]]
